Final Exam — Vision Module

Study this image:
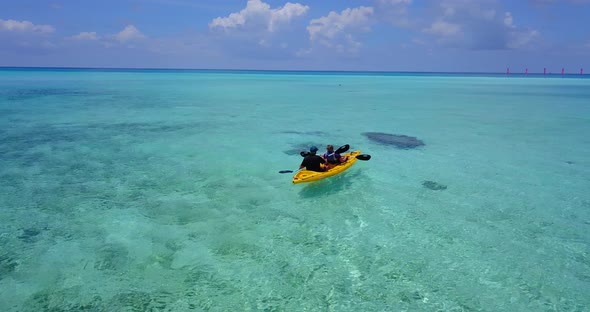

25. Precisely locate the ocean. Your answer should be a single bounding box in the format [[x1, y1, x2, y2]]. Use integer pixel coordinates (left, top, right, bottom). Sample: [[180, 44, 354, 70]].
[[0, 68, 589, 311]]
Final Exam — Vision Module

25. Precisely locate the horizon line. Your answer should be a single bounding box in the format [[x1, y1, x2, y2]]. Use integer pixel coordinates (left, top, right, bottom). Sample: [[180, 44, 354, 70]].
[[0, 66, 585, 75]]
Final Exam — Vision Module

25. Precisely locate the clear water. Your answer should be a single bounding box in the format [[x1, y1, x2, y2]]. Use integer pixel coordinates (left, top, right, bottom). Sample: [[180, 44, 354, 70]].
[[0, 68, 589, 311]]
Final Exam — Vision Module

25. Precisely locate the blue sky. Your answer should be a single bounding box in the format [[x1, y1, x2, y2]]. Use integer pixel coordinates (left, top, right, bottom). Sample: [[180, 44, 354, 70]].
[[1, 0, 589, 72]]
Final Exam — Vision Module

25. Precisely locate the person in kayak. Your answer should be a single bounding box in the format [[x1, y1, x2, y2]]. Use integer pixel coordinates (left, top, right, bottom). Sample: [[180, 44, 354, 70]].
[[323, 144, 348, 169], [299, 146, 326, 172]]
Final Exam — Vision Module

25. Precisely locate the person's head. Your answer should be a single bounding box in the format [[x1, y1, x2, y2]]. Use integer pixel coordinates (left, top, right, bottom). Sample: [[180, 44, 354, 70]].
[[309, 146, 318, 154], [326, 145, 334, 152]]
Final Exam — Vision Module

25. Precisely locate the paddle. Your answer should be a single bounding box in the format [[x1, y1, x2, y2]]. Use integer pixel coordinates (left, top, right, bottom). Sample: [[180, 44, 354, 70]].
[[335, 144, 350, 154], [356, 154, 371, 161]]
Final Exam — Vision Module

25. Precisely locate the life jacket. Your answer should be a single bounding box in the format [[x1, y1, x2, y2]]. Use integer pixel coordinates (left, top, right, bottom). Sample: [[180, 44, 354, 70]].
[[324, 151, 340, 164]]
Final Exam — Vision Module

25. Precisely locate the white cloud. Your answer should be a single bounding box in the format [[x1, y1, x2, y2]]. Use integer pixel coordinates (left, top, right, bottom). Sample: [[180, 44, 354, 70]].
[[422, 1, 540, 50], [209, 0, 309, 33], [374, 0, 413, 27], [504, 12, 539, 48], [412, 38, 426, 45], [423, 20, 461, 36], [269, 2, 309, 32], [307, 6, 374, 51], [0, 19, 54, 33], [113, 25, 145, 42], [507, 29, 540, 49], [503, 12, 513, 27], [69, 32, 99, 40], [295, 47, 312, 57], [259, 39, 270, 47], [64, 26, 144, 46]]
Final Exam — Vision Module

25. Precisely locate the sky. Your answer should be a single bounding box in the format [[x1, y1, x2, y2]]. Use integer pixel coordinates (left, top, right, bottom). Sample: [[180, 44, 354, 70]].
[[0, 0, 589, 72]]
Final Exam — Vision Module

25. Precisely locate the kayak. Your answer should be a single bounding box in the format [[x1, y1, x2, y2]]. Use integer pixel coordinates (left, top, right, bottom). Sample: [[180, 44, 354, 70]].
[[293, 150, 361, 184]]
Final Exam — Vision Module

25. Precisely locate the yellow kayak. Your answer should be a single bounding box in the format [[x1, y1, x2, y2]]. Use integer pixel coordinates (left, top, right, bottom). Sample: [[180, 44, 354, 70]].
[[293, 150, 361, 184]]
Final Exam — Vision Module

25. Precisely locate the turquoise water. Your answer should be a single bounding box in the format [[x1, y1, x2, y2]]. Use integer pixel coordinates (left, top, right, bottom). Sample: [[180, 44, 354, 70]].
[[0, 68, 589, 311]]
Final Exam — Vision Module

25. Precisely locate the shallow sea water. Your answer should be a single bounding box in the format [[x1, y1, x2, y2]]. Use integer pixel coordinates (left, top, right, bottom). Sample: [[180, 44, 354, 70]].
[[0, 69, 589, 311]]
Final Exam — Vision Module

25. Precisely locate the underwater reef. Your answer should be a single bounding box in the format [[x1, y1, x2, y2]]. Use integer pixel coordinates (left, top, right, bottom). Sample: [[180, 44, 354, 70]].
[[362, 132, 425, 149], [422, 181, 447, 191]]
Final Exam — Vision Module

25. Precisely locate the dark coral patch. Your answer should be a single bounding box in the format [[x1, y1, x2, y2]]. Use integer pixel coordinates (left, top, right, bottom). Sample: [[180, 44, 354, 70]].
[[17, 228, 42, 243], [422, 180, 447, 191], [0, 253, 19, 280], [362, 132, 424, 149]]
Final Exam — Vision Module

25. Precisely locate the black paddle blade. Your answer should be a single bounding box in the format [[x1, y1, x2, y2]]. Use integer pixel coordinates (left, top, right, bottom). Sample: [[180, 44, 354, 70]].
[[356, 154, 371, 161], [336, 144, 350, 154], [300, 151, 309, 157], [279, 170, 294, 173]]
